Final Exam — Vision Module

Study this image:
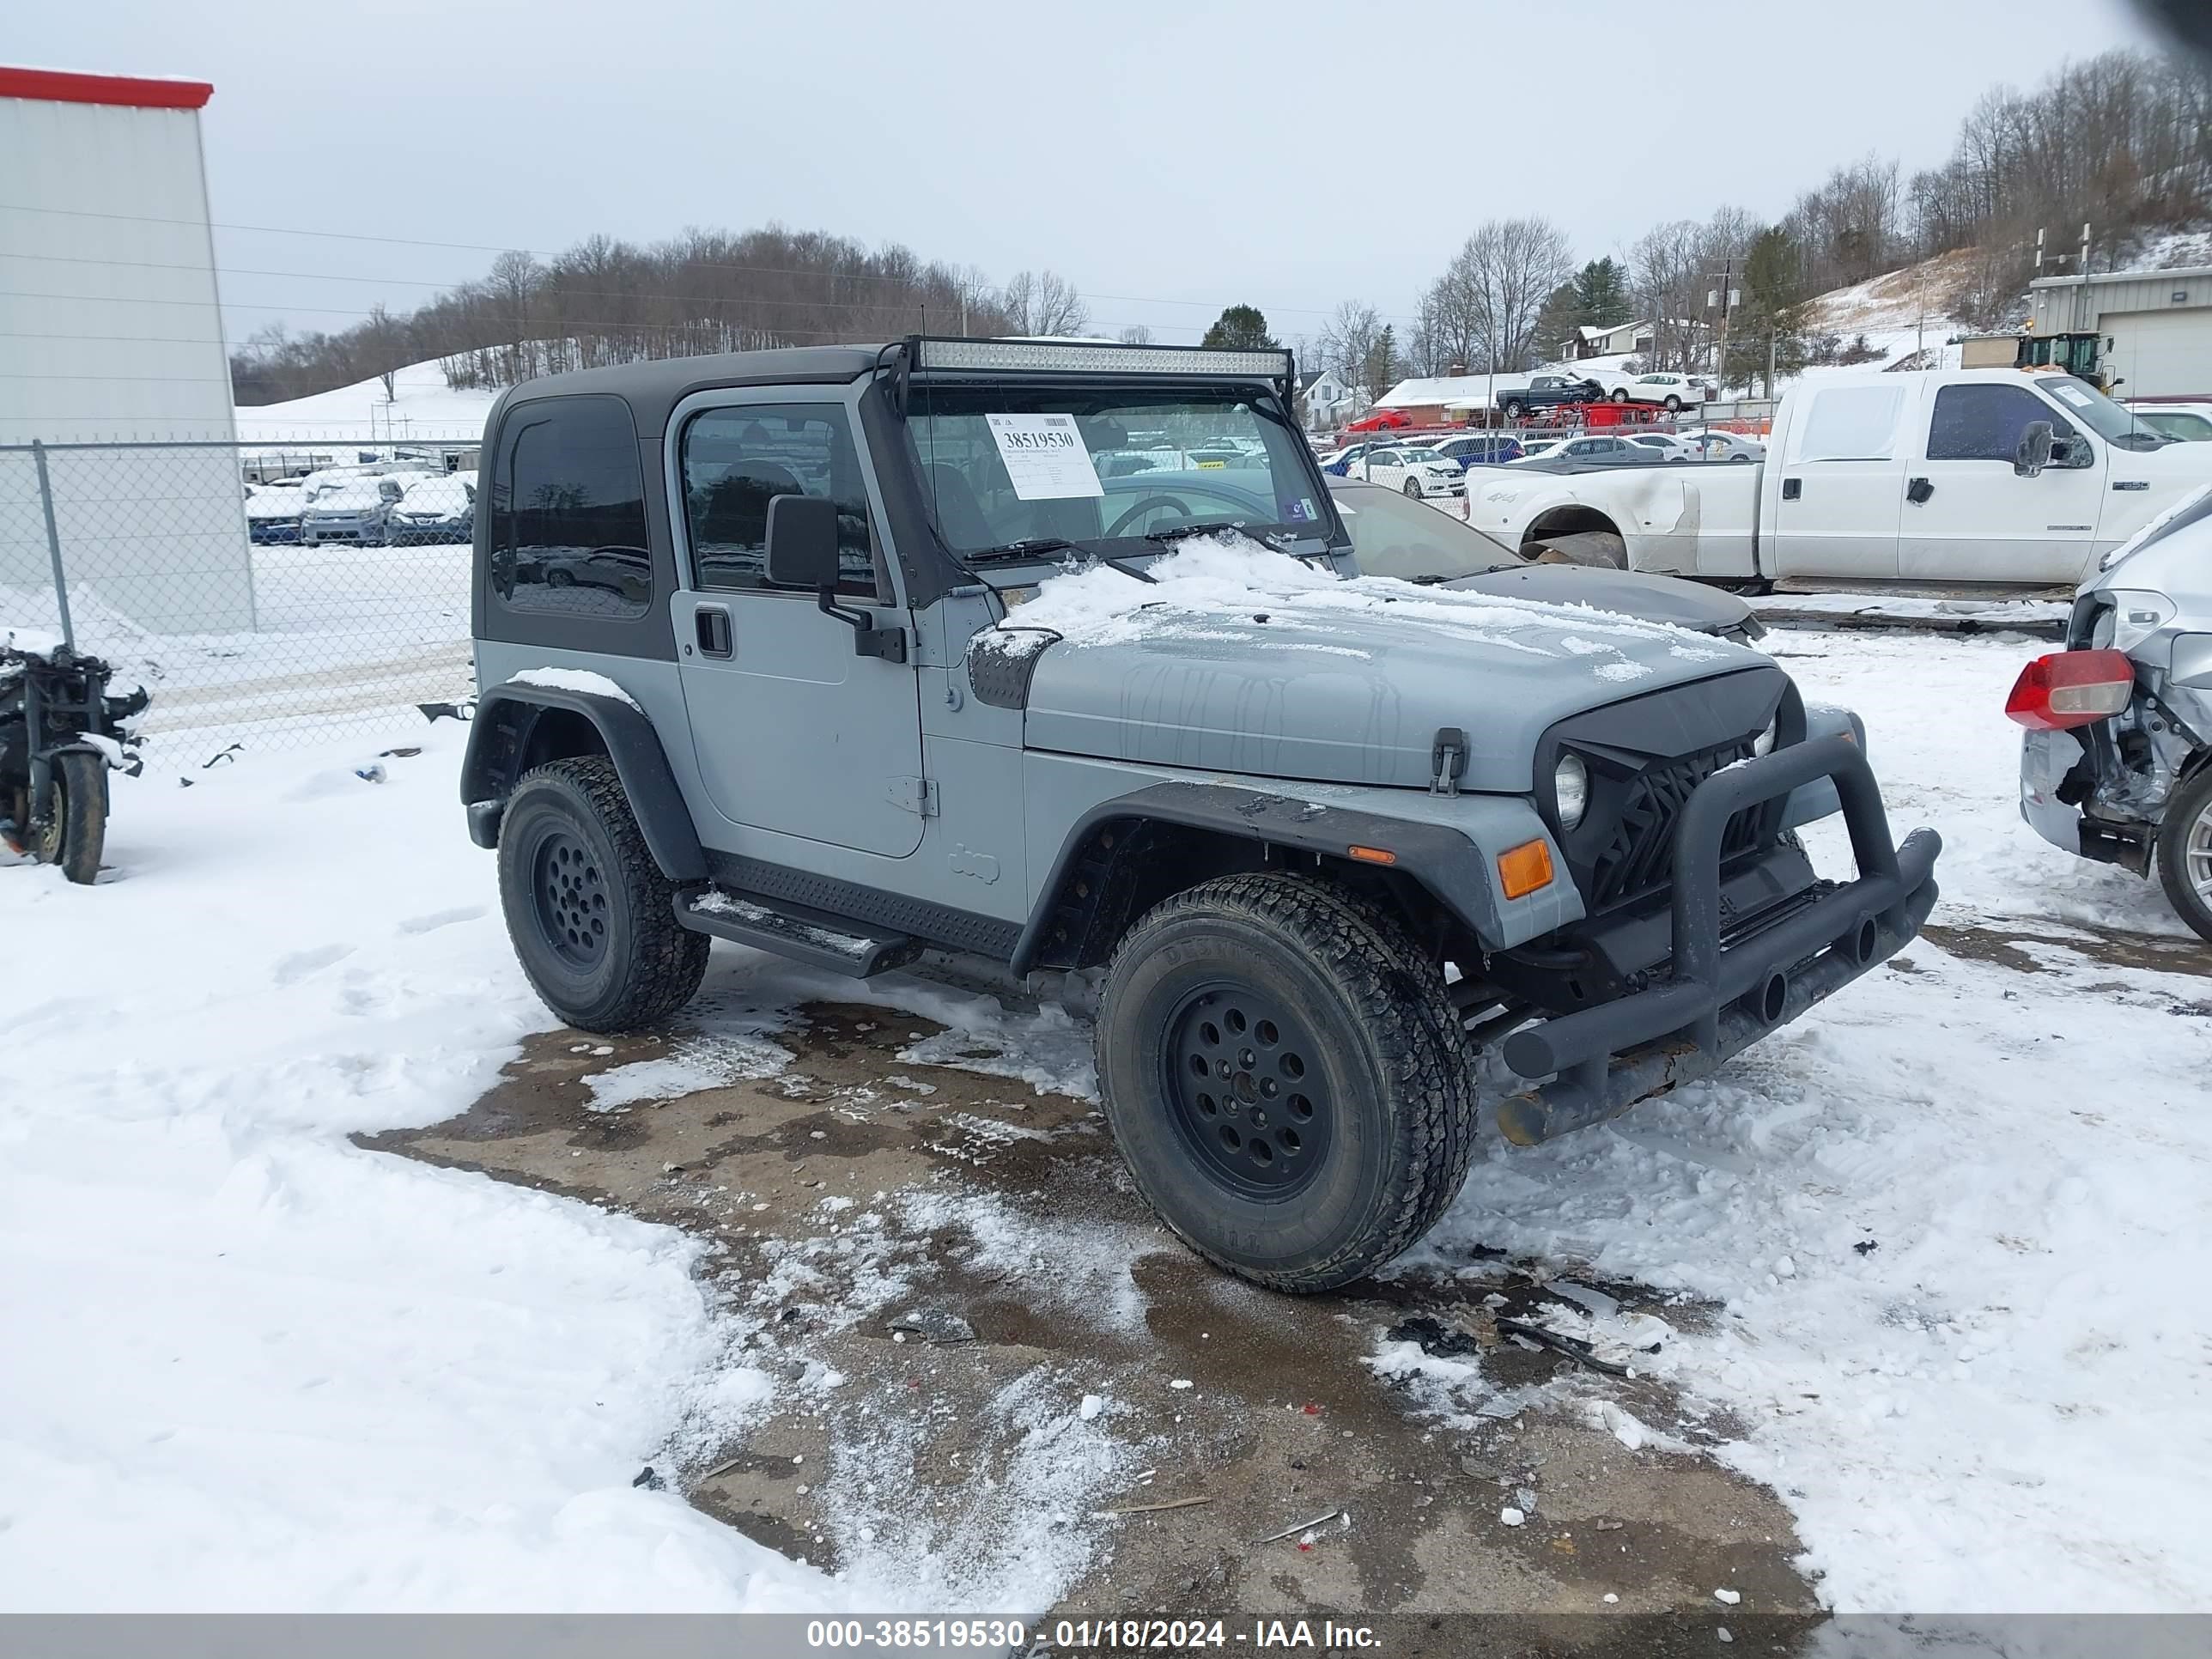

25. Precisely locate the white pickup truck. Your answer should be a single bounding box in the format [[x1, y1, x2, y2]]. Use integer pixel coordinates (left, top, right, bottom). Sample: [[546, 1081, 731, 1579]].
[[1470, 368, 2212, 585]]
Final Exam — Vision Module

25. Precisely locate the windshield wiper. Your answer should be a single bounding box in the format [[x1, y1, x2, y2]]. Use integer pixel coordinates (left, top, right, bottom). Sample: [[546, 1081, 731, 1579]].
[[963, 537, 1157, 584], [963, 537, 1083, 563], [1143, 519, 1248, 546]]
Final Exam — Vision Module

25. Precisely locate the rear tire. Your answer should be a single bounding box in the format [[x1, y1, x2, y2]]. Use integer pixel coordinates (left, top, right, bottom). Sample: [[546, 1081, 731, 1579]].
[[1095, 872, 1480, 1293], [497, 756, 708, 1031], [1503, 399, 1527, 422], [26, 751, 106, 884], [2155, 765, 2212, 945]]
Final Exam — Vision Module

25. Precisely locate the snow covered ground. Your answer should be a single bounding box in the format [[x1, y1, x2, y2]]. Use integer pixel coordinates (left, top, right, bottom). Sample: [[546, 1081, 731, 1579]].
[[3, 623, 2209, 1614], [235, 361, 496, 443]]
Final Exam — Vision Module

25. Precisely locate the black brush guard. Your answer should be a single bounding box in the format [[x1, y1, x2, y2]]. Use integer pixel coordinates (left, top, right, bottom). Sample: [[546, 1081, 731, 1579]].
[[1494, 736, 1941, 1146]]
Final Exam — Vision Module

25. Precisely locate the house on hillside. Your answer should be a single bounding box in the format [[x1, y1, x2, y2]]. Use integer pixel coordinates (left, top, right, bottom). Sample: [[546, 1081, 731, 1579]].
[[1574, 319, 1651, 359], [1297, 368, 1356, 431]]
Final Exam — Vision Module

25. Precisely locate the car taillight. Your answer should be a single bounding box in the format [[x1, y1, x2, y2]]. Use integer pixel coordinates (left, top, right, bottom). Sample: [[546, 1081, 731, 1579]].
[[2003, 648, 2136, 730]]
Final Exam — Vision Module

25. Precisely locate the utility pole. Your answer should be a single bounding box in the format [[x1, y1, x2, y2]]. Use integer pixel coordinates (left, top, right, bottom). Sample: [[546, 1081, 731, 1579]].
[[1706, 261, 1738, 396]]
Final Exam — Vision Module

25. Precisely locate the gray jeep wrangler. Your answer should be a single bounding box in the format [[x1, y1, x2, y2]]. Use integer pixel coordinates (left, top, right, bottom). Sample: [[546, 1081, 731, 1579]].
[[461, 337, 1941, 1292]]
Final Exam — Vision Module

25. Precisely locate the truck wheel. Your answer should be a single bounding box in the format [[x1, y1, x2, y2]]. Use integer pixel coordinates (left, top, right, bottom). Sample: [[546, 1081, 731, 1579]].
[[2156, 764, 2212, 945], [497, 756, 708, 1031], [1096, 872, 1480, 1293], [27, 751, 106, 885], [1503, 399, 1527, 422]]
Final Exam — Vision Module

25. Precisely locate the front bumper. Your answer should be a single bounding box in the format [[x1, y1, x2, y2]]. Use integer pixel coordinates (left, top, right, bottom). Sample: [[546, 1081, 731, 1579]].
[[1494, 736, 1941, 1145]]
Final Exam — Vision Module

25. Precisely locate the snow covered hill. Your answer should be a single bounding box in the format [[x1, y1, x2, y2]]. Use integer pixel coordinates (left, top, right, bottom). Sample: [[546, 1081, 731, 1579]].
[[235, 360, 497, 443]]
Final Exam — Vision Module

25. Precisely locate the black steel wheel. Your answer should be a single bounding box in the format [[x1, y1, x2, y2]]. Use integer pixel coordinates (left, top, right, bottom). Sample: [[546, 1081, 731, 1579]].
[[496, 756, 708, 1031], [527, 826, 611, 969], [1097, 872, 1481, 1293], [1164, 982, 1333, 1200]]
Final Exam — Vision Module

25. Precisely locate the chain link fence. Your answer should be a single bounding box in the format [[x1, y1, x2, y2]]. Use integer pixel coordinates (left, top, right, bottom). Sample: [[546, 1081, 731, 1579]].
[[2, 436, 481, 764]]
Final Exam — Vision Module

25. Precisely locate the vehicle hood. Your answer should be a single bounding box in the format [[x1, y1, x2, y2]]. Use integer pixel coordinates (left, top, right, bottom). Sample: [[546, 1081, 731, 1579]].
[[999, 535, 1765, 793], [1441, 563, 1753, 635]]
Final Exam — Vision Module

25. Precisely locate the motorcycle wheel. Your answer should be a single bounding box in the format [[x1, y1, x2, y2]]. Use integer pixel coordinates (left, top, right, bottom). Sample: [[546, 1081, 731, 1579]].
[[30, 751, 107, 884]]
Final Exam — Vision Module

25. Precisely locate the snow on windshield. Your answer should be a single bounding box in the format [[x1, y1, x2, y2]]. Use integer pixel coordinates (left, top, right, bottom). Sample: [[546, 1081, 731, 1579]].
[[985, 532, 1726, 676]]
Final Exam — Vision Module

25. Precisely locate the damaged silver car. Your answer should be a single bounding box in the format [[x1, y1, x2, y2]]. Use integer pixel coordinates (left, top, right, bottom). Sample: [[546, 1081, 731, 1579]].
[[2012, 483, 2212, 941]]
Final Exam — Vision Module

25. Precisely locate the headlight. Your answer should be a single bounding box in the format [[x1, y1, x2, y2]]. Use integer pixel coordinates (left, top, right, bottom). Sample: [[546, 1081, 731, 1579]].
[[1553, 754, 1589, 829], [1753, 714, 1779, 756], [2106, 590, 2175, 653]]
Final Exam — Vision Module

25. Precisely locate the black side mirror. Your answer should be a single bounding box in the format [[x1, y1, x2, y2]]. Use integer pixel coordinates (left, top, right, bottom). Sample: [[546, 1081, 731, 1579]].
[[2015, 421, 2056, 477], [763, 493, 841, 588], [766, 492, 906, 664]]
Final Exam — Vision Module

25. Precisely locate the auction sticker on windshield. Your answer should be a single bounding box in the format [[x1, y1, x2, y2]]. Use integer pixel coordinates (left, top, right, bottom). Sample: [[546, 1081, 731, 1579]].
[[986, 413, 1104, 501]]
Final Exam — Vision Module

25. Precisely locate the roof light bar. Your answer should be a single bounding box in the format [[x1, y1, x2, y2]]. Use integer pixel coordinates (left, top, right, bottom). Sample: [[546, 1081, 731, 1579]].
[[908, 335, 1292, 381]]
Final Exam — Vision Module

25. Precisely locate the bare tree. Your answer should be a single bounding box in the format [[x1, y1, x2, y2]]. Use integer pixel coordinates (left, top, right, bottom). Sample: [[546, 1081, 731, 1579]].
[[1000, 270, 1091, 337], [1315, 301, 1386, 403], [1117, 324, 1155, 345], [1425, 217, 1575, 374]]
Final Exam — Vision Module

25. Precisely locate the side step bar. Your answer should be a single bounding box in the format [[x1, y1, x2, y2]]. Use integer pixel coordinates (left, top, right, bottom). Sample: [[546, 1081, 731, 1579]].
[[674, 888, 921, 979]]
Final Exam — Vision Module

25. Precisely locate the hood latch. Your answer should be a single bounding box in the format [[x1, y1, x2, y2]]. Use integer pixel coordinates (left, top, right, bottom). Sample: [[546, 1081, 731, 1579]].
[[1431, 727, 1468, 797]]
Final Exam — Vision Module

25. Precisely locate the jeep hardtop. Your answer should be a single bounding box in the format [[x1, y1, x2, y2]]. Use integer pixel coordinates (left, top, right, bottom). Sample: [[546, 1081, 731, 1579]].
[[461, 336, 1941, 1291]]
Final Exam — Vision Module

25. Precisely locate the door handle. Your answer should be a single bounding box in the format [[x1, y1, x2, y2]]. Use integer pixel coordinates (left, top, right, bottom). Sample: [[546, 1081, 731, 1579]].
[[694, 605, 733, 658], [1905, 477, 1934, 505], [1780, 477, 1802, 501]]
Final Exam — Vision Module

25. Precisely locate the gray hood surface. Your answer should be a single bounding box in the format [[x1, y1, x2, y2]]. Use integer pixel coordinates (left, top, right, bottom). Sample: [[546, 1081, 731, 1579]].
[[994, 537, 1770, 793], [1443, 563, 1753, 635]]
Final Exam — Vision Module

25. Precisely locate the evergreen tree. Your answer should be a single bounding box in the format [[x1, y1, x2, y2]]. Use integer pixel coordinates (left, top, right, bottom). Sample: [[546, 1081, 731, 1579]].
[[1201, 305, 1278, 349]]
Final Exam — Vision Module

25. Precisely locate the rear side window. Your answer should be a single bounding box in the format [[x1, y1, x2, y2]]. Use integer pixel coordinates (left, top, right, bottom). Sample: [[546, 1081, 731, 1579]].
[[1927, 384, 2081, 463], [680, 404, 881, 599], [1791, 384, 1906, 462], [488, 396, 652, 619]]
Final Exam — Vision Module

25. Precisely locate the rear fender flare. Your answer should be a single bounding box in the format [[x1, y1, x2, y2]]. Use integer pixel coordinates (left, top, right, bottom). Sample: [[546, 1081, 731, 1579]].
[[459, 684, 706, 881]]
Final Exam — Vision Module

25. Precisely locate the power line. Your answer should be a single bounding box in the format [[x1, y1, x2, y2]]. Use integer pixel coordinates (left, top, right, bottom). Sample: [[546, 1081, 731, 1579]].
[[0, 198, 1424, 328]]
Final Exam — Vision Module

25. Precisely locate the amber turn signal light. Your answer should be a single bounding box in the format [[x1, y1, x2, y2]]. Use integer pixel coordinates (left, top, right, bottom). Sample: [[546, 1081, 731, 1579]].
[[1497, 838, 1554, 900]]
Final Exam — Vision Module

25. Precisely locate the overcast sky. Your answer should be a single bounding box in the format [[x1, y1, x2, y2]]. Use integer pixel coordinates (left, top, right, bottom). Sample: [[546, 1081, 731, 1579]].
[[12, 0, 2171, 353]]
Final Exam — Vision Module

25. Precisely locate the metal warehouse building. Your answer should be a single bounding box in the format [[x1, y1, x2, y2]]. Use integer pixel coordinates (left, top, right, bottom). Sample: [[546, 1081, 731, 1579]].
[[2028, 264, 2212, 400], [2, 64, 255, 633]]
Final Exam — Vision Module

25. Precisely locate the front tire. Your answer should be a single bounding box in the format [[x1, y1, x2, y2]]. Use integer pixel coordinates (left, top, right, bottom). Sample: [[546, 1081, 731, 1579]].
[[1403, 477, 1424, 497], [497, 756, 708, 1031], [25, 751, 106, 884], [1095, 873, 1480, 1293], [2156, 765, 2212, 945]]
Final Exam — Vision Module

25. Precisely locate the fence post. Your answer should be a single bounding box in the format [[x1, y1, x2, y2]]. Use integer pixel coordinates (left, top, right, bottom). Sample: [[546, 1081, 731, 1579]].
[[30, 440, 75, 649]]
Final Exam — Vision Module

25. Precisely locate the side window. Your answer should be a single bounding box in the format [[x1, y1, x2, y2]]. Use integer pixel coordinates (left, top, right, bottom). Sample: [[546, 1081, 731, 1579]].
[[489, 396, 652, 620], [681, 404, 880, 598], [1927, 384, 2081, 464], [1791, 384, 1906, 463]]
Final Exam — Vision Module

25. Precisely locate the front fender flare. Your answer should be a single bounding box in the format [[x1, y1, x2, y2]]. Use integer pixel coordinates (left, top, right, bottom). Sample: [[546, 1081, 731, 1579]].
[[1012, 779, 1573, 975], [459, 684, 706, 881]]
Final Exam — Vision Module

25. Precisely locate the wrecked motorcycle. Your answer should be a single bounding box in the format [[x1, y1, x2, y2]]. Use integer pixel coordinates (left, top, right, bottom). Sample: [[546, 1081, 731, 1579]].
[[1, 632, 148, 884]]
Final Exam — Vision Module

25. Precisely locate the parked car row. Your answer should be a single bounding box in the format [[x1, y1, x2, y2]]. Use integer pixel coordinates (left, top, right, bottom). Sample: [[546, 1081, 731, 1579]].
[[244, 466, 476, 547]]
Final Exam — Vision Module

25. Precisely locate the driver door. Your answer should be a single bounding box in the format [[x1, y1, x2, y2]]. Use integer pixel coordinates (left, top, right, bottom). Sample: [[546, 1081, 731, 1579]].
[[669, 390, 926, 860]]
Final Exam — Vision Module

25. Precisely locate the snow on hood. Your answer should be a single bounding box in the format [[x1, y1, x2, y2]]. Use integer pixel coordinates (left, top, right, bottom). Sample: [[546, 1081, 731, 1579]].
[[996, 535, 1764, 794], [994, 532, 1722, 662]]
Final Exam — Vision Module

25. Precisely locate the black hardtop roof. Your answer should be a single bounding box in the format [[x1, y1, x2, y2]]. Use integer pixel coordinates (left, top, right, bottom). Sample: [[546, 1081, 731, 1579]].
[[495, 344, 888, 437]]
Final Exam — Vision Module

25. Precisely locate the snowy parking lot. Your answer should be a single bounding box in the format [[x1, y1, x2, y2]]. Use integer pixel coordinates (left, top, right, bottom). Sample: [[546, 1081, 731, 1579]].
[[3, 622, 2209, 1620]]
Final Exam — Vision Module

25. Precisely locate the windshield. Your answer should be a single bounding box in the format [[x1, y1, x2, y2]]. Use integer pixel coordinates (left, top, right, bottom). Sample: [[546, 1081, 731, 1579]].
[[2035, 376, 2168, 449], [906, 383, 1336, 557], [1332, 480, 1518, 582]]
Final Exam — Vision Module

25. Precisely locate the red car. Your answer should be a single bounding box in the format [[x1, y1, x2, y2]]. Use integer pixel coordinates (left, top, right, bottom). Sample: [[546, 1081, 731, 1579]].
[[1341, 408, 1412, 434]]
